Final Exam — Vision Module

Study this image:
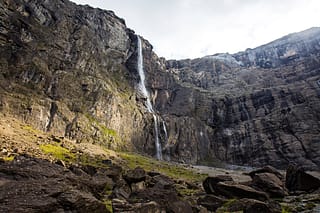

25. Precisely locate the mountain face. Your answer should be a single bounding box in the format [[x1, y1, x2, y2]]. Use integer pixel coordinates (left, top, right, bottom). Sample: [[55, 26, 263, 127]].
[[1, 0, 320, 169]]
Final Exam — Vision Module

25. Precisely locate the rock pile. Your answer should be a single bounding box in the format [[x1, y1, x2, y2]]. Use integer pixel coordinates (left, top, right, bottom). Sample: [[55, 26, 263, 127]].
[[1, 156, 319, 212], [201, 165, 320, 212]]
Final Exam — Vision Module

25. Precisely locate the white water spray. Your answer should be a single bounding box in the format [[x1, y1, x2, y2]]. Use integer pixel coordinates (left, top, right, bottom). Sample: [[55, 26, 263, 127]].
[[137, 36, 162, 160], [162, 120, 171, 161]]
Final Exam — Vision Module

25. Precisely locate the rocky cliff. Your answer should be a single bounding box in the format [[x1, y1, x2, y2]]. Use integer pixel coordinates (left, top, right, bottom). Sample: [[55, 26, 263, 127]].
[[0, 0, 155, 152], [155, 28, 320, 169], [0, 0, 319, 169]]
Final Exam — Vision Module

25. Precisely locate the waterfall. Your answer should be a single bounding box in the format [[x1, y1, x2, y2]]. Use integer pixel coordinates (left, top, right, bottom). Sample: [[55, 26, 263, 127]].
[[137, 36, 162, 160], [162, 120, 171, 161], [162, 121, 168, 140], [153, 114, 162, 160]]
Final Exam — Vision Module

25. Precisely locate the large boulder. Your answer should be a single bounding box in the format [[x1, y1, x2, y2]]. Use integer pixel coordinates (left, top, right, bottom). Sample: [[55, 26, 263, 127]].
[[214, 181, 269, 201], [123, 167, 146, 184], [285, 165, 320, 192], [113, 179, 132, 199], [203, 175, 233, 194], [217, 198, 281, 213], [197, 194, 225, 211], [251, 172, 288, 198], [249, 166, 285, 181], [112, 199, 162, 213]]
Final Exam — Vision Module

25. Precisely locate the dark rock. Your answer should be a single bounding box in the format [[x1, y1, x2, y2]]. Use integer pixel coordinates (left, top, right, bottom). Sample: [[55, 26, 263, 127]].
[[214, 181, 269, 201], [147, 171, 161, 177], [203, 175, 233, 194], [217, 198, 281, 213], [57, 189, 107, 212], [129, 186, 180, 211], [113, 179, 131, 200], [250, 172, 288, 198], [51, 135, 62, 143], [152, 174, 175, 189], [197, 195, 225, 211], [123, 167, 146, 184], [101, 159, 112, 165], [0, 156, 108, 212], [249, 165, 285, 181], [167, 200, 193, 213], [80, 165, 98, 176], [285, 165, 320, 192], [112, 199, 161, 213], [104, 165, 122, 181]]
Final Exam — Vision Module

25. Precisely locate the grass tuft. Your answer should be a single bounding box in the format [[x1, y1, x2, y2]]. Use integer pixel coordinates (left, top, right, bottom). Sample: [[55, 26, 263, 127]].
[[40, 144, 75, 162]]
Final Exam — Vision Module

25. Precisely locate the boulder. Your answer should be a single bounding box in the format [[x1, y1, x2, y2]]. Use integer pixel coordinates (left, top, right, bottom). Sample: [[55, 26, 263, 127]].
[[129, 187, 180, 211], [152, 174, 175, 189], [203, 175, 233, 194], [251, 172, 288, 198], [285, 165, 320, 192], [123, 167, 146, 184], [249, 165, 285, 181], [104, 165, 122, 181], [167, 200, 193, 213], [214, 182, 269, 201], [113, 179, 131, 199], [197, 194, 225, 211], [217, 198, 281, 213], [112, 199, 162, 213], [131, 181, 146, 193]]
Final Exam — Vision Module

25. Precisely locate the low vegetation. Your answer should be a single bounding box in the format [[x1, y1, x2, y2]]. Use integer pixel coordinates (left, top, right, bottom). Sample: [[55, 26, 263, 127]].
[[119, 152, 207, 182], [40, 143, 76, 162]]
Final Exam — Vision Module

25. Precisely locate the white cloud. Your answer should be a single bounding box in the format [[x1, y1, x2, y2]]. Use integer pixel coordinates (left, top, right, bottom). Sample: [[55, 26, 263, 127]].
[[71, 0, 320, 59]]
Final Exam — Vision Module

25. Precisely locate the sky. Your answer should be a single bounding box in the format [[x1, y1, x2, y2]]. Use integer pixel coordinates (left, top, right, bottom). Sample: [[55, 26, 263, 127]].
[[71, 0, 320, 59]]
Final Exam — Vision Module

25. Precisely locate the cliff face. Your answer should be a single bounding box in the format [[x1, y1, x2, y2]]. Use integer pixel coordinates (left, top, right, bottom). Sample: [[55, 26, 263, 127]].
[[152, 28, 320, 169], [0, 0, 153, 151], [1, 0, 319, 169]]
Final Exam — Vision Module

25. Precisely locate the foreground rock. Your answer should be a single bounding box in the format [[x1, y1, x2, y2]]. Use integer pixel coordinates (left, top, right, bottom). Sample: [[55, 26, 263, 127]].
[[0, 155, 110, 212], [197, 195, 225, 211], [113, 167, 194, 212], [216, 198, 282, 213], [214, 181, 269, 201], [203, 175, 233, 194], [1, 155, 320, 212], [249, 166, 288, 198], [249, 166, 285, 181], [285, 165, 320, 193]]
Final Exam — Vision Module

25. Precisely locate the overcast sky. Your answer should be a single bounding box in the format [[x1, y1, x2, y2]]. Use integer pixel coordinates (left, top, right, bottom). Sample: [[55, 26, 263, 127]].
[[71, 0, 320, 59]]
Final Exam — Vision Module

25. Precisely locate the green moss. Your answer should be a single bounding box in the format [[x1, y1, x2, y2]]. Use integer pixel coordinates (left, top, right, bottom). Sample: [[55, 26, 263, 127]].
[[84, 114, 124, 149], [1, 156, 15, 161], [40, 144, 75, 162], [22, 125, 42, 135], [103, 199, 113, 213], [119, 152, 206, 182], [103, 184, 113, 212], [85, 114, 117, 137], [281, 205, 293, 213], [100, 125, 117, 137], [176, 186, 199, 196], [216, 199, 239, 213], [77, 153, 110, 169]]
